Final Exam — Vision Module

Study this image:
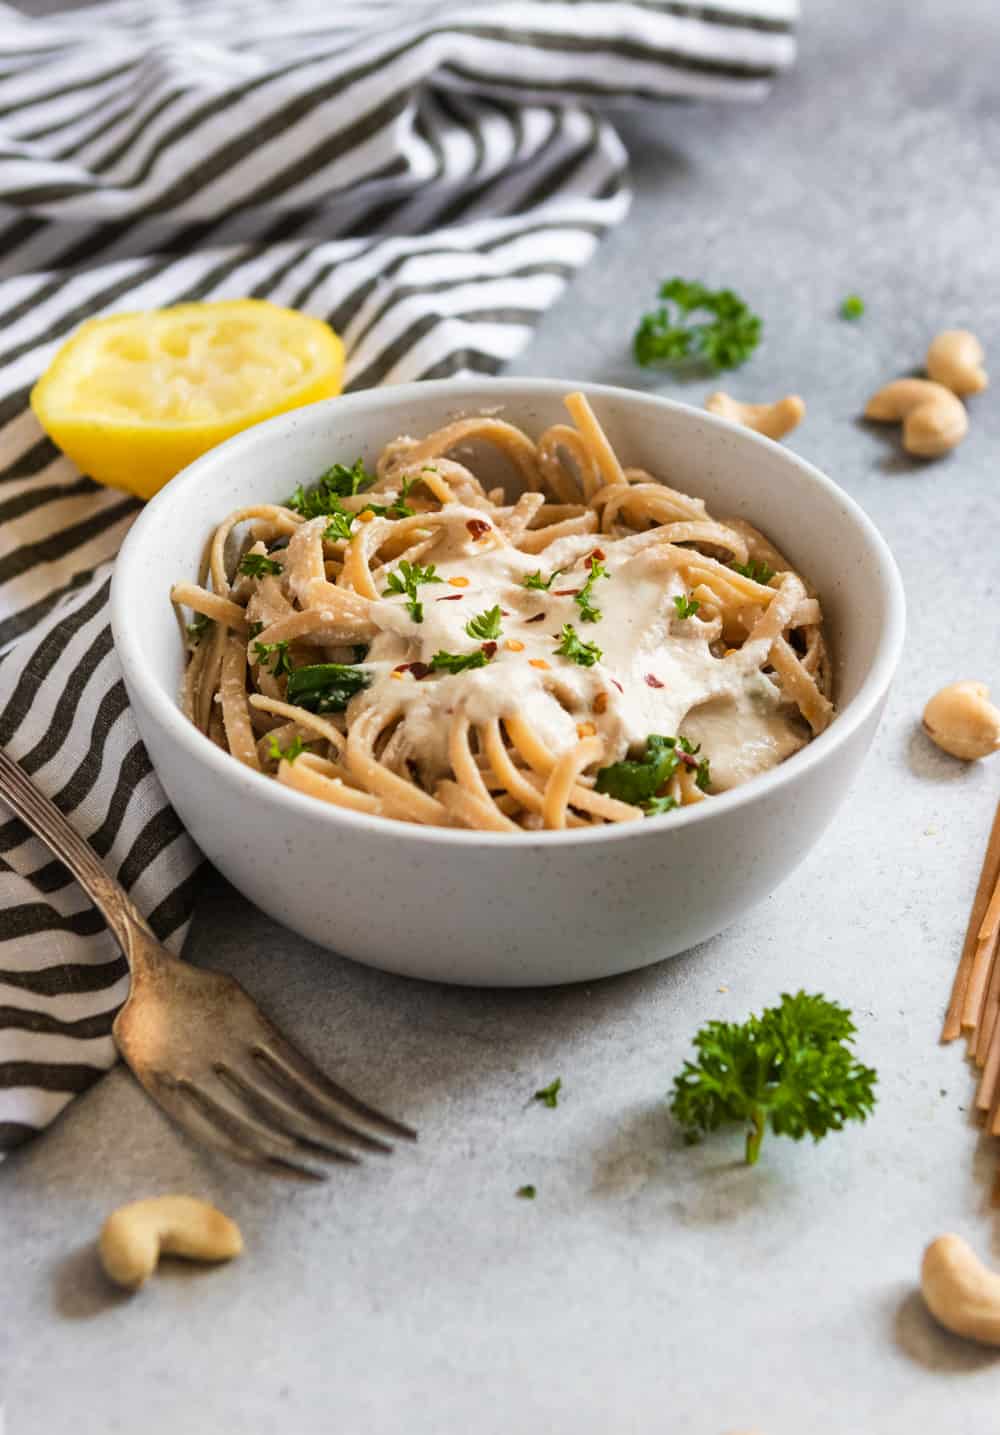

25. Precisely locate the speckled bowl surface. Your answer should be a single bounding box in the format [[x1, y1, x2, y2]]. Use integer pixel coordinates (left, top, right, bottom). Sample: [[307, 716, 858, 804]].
[[111, 379, 905, 986]]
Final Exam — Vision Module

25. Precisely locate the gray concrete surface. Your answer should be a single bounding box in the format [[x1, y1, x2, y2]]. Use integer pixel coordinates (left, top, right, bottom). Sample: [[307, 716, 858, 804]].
[[5, 2, 1000, 1432]]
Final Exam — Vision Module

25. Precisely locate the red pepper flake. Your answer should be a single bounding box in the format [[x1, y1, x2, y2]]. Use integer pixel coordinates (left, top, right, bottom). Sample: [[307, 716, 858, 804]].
[[526, 612, 546, 623], [466, 519, 492, 540], [481, 641, 498, 659], [393, 663, 411, 673], [679, 750, 698, 768], [611, 679, 624, 693], [410, 662, 431, 680], [586, 548, 606, 566], [553, 588, 581, 597], [435, 594, 463, 601], [645, 674, 664, 689]]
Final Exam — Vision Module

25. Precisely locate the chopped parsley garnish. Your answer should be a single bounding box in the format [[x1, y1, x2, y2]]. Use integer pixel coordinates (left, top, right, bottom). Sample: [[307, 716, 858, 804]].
[[287, 458, 374, 516], [465, 605, 502, 641], [267, 733, 305, 764], [595, 733, 706, 810], [286, 663, 370, 714], [634, 278, 762, 372], [430, 648, 491, 674], [322, 509, 356, 543], [384, 559, 442, 623], [362, 495, 415, 520], [534, 1078, 562, 1108], [673, 593, 700, 620], [730, 559, 775, 585], [637, 276, 763, 373], [186, 612, 213, 646], [238, 552, 283, 578], [554, 623, 602, 667], [523, 568, 563, 591], [575, 558, 608, 623], [516, 1184, 537, 1199], [840, 294, 865, 320], [252, 639, 293, 677], [670, 991, 878, 1165], [643, 794, 679, 817]]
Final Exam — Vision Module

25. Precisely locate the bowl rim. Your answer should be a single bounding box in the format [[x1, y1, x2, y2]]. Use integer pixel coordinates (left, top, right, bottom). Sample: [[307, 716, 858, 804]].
[[111, 377, 907, 850]]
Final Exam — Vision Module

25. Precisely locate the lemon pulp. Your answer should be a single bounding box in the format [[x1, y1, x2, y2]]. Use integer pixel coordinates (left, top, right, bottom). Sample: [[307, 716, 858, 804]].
[[30, 299, 345, 500]]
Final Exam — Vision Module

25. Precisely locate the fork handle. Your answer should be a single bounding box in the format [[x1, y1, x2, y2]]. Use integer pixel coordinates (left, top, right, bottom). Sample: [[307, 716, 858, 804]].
[[0, 746, 151, 956]]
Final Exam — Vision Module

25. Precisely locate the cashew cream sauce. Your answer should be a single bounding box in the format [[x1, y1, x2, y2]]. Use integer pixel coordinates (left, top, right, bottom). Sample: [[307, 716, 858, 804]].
[[356, 508, 808, 793]]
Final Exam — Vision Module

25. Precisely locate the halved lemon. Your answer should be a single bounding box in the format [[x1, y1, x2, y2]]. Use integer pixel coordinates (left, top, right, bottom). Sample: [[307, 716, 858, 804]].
[[30, 299, 345, 500]]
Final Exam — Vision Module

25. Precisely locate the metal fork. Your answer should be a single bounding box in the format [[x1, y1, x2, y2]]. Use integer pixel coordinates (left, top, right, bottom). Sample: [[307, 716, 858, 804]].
[[0, 747, 415, 1178]]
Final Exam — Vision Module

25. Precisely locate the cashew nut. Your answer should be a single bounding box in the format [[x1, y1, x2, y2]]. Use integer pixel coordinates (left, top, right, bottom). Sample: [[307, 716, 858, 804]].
[[864, 378, 967, 457], [922, 681, 1000, 761], [921, 1234, 1000, 1346], [705, 392, 805, 441], [98, 1195, 243, 1290], [926, 329, 988, 396]]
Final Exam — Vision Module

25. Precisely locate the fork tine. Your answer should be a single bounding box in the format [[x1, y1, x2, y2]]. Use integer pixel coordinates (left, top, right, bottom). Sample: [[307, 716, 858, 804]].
[[176, 1079, 336, 1180], [214, 1063, 376, 1159], [148, 1075, 325, 1181], [256, 1026, 418, 1141]]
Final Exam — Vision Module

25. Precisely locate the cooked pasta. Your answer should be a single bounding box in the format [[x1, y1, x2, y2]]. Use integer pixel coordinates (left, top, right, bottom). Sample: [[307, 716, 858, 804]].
[[172, 392, 834, 832]]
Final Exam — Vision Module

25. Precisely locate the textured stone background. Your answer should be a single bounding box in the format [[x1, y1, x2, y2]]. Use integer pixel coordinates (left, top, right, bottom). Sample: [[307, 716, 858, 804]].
[[5, 2, 1000, 1432]]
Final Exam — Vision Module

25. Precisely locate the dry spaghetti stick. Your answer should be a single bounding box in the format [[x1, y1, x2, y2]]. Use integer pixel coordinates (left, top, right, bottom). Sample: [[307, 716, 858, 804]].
[[976, 1026, 1000, 1112], [942, 798, 1000, 1041], [962, 929, 1000, 1034], [975, 947, 1000, 1066], [980, 871, 1000, 943]]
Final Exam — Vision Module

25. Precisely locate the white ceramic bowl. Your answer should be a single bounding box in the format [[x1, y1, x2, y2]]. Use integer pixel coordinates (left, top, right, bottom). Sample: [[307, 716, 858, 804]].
[[111, 380, 905, 987]]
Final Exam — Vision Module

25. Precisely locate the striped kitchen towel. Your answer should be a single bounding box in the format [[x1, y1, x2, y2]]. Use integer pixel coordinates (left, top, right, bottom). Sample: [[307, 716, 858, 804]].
[[0, 0, 796, 1151]]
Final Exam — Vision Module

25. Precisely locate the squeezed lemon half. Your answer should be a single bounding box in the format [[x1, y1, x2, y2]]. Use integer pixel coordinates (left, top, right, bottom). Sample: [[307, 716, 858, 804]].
[[30, 299, 345, 500]]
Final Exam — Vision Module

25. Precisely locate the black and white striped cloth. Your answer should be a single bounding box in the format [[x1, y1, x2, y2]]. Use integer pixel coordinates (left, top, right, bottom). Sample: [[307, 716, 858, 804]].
[[0, 0, 796, 1151]]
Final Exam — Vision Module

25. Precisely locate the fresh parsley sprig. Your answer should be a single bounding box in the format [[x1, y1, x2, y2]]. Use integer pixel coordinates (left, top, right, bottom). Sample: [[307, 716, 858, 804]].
[[239, 552, 283, 578], [840, 294, 865, 320], [575, 558, 608, 623], [430, 648, 491, 674], [465, 605, 502, 641], [252, 638, 293, 677], [384, 559, 442, 623], [286, 663, 371, 714], [287, 458, 375, 517], [730, 559, 775, 585], [322, 510, 356, 543], [554, 624, 602, 667], [595, 733, 707, 811], [643, 794, 679, 817], [186, 612, 213, 646], [523, 568, 563, 591], [534, 1078, 562, 1108], [670, 991, 877, 1165], [267, 733, 306, 764], [634, 278, 762, 372], [673, 593, 700, 620]]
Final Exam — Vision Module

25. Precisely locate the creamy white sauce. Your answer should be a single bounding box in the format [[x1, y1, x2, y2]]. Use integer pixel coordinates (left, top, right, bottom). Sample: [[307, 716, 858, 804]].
[[357, 506, 808, 791]]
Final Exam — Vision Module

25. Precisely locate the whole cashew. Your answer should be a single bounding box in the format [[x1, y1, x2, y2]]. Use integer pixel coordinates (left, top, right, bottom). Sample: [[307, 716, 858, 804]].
[[921, 1234, 1000, 1346], [926, 329, 988, 396], [705, 392, 805, 441], [864, 378, 967, 457], [922, 681, 1000, 761], [99, 1195, 243, 1290]]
